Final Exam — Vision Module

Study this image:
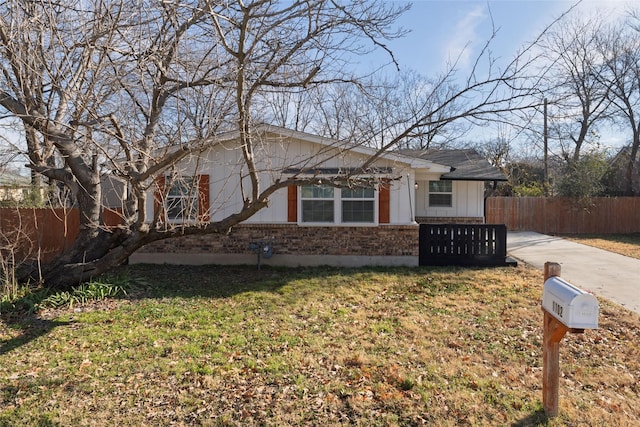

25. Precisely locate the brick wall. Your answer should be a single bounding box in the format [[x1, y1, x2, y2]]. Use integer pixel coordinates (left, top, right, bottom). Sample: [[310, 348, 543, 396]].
[[138, 224, 419, 257]]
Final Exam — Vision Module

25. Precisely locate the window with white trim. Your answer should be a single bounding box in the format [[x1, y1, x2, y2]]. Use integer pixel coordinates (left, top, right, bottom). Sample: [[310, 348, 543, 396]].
[[341, 187, 375, 222], [300, 184, 376, 224], [428, 180, 453, 207], [301, 184, 334, 222], [166, 176, 198, 221]]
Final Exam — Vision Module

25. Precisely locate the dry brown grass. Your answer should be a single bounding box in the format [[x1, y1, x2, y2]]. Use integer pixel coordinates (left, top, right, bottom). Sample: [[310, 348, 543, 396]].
[[1, 264, 639, 426], [561, 233, 640, 259]]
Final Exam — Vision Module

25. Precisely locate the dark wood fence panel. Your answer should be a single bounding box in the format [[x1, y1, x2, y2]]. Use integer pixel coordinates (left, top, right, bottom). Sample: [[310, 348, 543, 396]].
[[0, 208, 79, 263], [0, 208, 123, 262], [486, 197, 640, 234], [419, 223, 509, 266]]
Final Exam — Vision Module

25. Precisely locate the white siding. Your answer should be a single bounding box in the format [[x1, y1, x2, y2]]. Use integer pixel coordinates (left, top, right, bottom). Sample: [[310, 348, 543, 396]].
[[389, 170, 415, 224], [414, 179, 485, 218], [147, 134, 418, 225], [457, 181, 484, 217], [245, 187, 288, 223]]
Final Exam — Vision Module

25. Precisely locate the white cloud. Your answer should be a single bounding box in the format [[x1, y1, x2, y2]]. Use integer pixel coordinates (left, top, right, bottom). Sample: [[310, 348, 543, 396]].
[[442, 5, 487, 70]]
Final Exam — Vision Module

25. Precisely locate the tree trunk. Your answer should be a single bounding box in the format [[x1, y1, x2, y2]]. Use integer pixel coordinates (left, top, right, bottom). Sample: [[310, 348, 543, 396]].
[[624, 131, 640, 196]]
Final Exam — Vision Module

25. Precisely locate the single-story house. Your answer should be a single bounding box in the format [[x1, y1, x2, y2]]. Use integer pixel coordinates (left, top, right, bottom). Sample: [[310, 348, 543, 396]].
[[131, 125, 506, 267], [399, 148, 506, 224], [0, 169, 32, 204]]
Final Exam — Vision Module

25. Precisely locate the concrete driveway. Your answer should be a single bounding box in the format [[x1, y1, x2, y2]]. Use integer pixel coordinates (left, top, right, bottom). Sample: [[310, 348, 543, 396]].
[[507, 231, 640, 315]]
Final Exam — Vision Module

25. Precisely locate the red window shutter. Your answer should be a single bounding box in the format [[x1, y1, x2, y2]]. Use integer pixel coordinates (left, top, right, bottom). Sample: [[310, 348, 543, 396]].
[[154, 176, 166, 219], [287, 185, 297, 222], [378, 180, 390, 224], [198, 174, 210, 222]]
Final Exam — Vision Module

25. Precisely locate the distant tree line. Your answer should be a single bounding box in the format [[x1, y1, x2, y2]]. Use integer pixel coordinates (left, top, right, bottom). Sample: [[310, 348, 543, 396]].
[[405, 9, 640, 199], [507, 9, 640, 198]]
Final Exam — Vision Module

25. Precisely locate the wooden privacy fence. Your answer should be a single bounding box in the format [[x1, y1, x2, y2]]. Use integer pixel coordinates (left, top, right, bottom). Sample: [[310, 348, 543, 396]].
[[419, 223, 512, 267], [0, 208, 122, 263], [486, 197, 640, 234]]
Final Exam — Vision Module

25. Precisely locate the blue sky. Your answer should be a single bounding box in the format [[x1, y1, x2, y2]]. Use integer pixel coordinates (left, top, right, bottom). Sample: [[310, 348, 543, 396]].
[[358, 1, 637, 151], [373, 1, 633, 77], [1, 0, 634, 173]]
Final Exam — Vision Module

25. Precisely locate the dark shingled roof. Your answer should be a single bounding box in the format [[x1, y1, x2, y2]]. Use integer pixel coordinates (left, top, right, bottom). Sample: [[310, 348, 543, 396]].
[[398, 148, 507, 181]]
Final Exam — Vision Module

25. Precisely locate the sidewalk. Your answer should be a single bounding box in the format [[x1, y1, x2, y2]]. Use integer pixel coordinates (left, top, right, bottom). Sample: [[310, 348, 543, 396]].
[[507, 231, 640, 315]]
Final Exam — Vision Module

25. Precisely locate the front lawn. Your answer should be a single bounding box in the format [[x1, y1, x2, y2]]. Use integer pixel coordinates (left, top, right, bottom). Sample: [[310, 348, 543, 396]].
[[560, 233, 640, 259], [1, 264, 639, 426]]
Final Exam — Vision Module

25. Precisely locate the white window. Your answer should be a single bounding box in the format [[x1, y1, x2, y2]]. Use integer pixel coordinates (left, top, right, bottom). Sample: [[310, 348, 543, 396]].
[[341, 187, 375, 223], [300, 184, 376, 224], [428, 180, 453, 207], [166, 176, 198, 221], [301, 185, 334, 223]]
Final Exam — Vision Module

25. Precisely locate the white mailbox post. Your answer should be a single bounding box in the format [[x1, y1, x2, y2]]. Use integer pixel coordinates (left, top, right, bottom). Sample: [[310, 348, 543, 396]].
[[542, 262, 599, 418]]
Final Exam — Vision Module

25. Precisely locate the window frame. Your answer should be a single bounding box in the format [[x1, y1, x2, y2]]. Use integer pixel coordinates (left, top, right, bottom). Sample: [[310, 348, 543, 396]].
[[300, 184, 335, 223], [165, 176, 199, 222], [341, 186, 376, 223], [428, 180, 453, 208], [299, 183, 378, 225]]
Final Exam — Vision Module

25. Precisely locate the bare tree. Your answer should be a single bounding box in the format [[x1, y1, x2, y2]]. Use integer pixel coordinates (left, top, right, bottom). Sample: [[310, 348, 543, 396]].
[[0, 0, 409, 288], [470, 124, 515, 170], [255, 89, 316, 132], [598, 15, 640, 195], [536, 14, 613, 164], [388, 72, 471, 149], [328, 71, 473, 150], [0, 0, 544, 289]]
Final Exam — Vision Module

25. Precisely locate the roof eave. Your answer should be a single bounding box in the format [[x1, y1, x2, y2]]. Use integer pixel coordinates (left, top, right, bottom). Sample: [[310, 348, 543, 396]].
[[440, 176, 508, 182]]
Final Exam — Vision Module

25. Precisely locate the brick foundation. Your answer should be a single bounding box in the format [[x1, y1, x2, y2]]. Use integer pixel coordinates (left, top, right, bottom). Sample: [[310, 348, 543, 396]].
[[136, 224, 419, 258]]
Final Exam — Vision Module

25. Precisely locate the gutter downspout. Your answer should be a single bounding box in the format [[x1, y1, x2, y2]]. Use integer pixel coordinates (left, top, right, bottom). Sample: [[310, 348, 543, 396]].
[[407, 174, 414, 223]]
